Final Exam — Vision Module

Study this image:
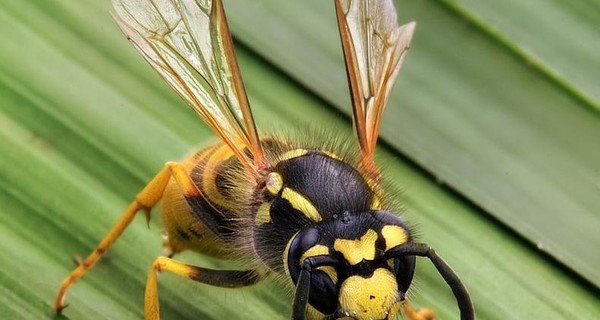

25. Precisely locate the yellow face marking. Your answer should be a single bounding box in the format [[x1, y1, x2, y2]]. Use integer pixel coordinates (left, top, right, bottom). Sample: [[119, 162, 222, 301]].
[[281, 188, 322, 222], [254, 202, 271, 225], [266, 172, 283, 195], [277, 149, 309, 164], [338, 268, 399, 320], [300, 245, 338, 284], [333, 229, 378, 265], [381, 225, 408, 251], [300, 244, 329, 263]]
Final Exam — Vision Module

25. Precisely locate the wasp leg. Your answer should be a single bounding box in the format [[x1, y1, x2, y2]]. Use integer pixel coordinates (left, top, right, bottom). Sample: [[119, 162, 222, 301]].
[[145, 256, 265, 320], [403, 301, 436, 320], [54, 161, 200, 314]]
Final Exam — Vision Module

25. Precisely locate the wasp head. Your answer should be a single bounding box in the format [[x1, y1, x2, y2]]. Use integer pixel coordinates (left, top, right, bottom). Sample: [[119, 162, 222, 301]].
[[286, 210, 415, 320]]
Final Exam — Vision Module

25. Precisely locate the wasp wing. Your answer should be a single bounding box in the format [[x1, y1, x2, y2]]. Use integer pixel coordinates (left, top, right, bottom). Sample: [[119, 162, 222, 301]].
[[335, 0, 415, 173], [112, 0, 265, 176]]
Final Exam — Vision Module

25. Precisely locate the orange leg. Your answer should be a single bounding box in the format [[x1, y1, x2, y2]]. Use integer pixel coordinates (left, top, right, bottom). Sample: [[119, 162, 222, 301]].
[[54, 161, 200, 313], [403, 300, 436, 320], [145, 256, 265, 320]]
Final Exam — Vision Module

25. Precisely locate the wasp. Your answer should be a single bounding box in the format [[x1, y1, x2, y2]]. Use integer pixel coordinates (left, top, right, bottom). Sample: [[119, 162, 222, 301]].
[[54, 0, 473, 319]]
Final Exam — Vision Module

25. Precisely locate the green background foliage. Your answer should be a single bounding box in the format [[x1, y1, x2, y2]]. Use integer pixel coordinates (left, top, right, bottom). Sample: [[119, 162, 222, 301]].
[[0, 0, 598, 319]]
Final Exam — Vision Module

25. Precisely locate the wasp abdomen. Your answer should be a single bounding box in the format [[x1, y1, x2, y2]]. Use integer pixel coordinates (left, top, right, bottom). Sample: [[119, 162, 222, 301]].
[[160, 143, 252, 257]]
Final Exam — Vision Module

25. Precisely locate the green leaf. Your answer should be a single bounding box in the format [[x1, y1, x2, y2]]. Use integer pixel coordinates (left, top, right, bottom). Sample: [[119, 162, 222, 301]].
[[0, 1, 598, 320]]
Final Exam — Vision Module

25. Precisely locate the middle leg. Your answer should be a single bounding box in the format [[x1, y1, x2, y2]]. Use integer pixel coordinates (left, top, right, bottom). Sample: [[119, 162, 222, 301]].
[[145, 256, 268, 320]]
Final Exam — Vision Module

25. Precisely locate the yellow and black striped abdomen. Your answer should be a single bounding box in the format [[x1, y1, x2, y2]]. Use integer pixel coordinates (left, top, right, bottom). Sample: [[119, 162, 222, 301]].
[[160, 143, 254, 258]]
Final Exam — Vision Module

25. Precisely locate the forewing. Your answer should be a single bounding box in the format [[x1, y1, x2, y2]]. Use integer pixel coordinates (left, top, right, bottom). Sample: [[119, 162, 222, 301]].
[[112, 0, 265, 176], [335, 0, 415, 173]]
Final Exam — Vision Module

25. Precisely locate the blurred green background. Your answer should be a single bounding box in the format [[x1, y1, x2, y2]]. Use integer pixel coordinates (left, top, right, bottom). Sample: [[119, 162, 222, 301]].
[[0, 0, 599, 319]]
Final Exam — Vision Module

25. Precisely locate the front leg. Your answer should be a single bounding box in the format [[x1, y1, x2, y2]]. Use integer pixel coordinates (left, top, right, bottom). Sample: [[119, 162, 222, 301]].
[[145, 256, 268, 320]]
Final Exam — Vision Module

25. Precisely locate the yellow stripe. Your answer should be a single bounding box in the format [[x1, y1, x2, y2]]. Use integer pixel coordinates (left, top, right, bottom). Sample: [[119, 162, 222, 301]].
[[365, 176, 384, 210], [254, 202, 272, 225], [277, 149, 308, 163], [202, 144, 236, 209], [320, 150, 341, 160], [370, 195, 381, 210], [281, 188, 321, 222]]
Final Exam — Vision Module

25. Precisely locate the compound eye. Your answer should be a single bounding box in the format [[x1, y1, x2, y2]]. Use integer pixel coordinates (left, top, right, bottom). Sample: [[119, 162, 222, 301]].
[[308, 269, 338, 315]]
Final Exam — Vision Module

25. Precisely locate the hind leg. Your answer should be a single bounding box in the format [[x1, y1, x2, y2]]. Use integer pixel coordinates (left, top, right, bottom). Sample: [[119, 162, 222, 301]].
[[55, 161, 201, 313]]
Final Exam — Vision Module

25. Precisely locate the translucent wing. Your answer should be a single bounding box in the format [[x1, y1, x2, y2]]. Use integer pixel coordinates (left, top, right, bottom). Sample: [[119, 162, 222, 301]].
[[335, 0, 415, 174], [112, 0, 265, 176]]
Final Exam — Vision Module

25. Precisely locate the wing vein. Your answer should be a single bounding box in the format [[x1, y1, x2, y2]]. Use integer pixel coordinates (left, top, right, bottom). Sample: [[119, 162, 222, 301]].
[[112, 0, 265, 178], [335, 0, 415, 176]]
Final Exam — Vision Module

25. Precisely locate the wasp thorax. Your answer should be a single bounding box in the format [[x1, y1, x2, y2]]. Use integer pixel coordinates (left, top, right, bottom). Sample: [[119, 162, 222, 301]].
[[286, 211, 416, 319]]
